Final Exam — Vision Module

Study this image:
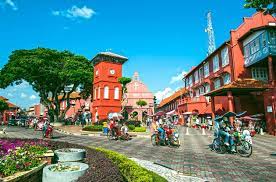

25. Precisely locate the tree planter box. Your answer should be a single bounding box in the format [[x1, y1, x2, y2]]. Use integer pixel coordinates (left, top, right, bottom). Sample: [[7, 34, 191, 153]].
[[42, 162, 89, 182], [0, 161, 47, 182], [54, 148, 86, 162], [38, 150, 54, 165]]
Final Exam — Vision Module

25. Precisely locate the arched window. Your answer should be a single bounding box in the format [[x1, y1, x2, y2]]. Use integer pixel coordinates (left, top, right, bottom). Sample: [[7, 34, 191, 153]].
[[114, 87, 119, 100], [104, 86, 109, 99], [223, 73, 231, 85], [98, 87, 101, 99]]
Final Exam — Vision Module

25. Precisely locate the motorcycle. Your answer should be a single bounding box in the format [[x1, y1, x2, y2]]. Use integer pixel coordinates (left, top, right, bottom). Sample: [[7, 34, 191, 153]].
[[213, 129, 253, 157], [164, 125, 180, 147], [151, 125, 180, 147], [107, 124, 130, 141], [42, 124, 53, 139]]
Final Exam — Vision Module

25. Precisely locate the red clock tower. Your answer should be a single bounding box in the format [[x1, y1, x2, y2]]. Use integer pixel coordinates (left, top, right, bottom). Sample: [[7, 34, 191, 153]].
[[91, 52, 128, 122]]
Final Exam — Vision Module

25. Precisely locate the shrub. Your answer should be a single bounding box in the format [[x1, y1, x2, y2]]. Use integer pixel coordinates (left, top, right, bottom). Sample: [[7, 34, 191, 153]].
[[95, 148, 167, 182], [82, 125, 103, 132], [133, 127, 146, 132], [128, 125, 135, 131], [127, 120, 141, 127]]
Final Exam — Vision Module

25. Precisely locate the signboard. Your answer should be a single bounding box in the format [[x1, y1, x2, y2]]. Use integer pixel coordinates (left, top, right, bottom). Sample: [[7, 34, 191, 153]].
[[267, 106, 273, 113]]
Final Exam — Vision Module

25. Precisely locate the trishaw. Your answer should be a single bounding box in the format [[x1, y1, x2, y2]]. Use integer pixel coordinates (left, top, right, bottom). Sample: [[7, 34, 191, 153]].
[[212, 111, 253, 157]]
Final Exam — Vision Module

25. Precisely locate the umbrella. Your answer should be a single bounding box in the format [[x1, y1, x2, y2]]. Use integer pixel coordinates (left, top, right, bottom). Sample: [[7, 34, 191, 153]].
[[240, 116, 261, 121], [108, 113, 124, 120], [250, 113, 264, 118]]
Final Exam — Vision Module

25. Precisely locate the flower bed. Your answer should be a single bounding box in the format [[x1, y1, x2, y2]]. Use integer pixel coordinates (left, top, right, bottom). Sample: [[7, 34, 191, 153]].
[[0, 139, 49, 178]]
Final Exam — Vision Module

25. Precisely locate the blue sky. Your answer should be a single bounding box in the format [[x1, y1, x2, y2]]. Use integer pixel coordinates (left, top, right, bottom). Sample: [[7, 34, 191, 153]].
[[0, 0, 255, 108]]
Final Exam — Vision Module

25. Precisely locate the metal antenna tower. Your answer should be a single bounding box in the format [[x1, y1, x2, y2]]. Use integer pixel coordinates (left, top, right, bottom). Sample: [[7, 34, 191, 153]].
[[205, 11, 216, 55]]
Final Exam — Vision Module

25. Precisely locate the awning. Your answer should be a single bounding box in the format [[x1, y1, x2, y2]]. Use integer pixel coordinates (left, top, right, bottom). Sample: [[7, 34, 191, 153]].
[[154, 111, 165, 116], [166, 110, 176, 115], [183, 112, 192, 115], [204, 79, 270, 97]]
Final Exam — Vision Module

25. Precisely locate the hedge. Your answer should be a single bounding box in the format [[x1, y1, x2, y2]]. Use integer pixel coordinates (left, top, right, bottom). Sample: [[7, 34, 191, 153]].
[[95, 148, 167, 182], [133, 127, 146, 132], [128, 125, 135, 131], [82, 125, 103, 131]]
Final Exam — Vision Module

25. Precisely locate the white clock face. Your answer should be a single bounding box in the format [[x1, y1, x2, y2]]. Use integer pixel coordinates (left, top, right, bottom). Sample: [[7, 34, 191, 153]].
[[110, 69, 115, 75]]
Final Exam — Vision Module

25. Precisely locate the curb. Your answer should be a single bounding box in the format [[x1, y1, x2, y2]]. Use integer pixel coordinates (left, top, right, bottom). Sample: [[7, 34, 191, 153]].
[[55, 128, 151, 138]]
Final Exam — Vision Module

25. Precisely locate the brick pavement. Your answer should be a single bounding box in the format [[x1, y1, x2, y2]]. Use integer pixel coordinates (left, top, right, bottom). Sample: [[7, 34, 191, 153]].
[[1, 126, 275, 182]]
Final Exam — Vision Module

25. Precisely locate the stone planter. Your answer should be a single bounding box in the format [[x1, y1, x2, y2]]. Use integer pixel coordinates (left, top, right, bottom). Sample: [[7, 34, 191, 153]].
[[38, 150, 54, 165], [54, 148, 86, 162], [42, 162, 89, 182], [0, 161, 47, 182]]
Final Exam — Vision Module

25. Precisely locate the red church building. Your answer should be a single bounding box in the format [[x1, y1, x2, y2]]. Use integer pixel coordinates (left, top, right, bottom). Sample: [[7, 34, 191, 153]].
[[91, 52, 128, 122]]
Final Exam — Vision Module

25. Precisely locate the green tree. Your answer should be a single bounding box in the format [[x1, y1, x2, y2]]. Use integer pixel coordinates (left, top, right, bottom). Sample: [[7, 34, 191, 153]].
[[244, 0, 275, 14], [118, 77, 132, 94], [0, 48, 93, 123], [118, 77, 132, 113], [136, 100, 147, 108], [0, 100, 9, 118]]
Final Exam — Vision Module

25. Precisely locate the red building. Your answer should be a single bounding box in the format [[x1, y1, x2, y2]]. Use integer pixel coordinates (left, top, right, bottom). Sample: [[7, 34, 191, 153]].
[[183, 12, 276, 135], [0, 96, 19, 124], [91, 52, 128, 121]]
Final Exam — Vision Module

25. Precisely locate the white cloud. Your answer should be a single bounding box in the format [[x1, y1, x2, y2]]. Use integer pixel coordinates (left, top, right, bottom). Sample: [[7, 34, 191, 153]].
[[155, 87, 173, 103], [7, 93, 13, 97], [20, 93, 27, 98], [4, 0, 17, 10], [170, 71, 187, 84], [52, 5, 95, 20], [29, 95, 37, 100]]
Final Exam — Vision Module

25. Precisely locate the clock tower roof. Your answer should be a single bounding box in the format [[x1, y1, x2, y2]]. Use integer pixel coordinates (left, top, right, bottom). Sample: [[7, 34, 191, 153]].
[[91, 52, 128, 66]]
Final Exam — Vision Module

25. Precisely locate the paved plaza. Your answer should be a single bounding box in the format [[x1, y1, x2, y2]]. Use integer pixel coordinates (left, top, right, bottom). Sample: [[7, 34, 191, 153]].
[[1, 126, 276, 182]]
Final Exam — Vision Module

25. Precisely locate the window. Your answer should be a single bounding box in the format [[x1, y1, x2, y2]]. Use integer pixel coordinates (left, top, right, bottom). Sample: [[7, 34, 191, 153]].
[[223, 73, 231, 85], [221, 47, 229, 67], [204, 83, 210, 93], [194, 70, 199, 83], [189, 91, 193, 98], [214, 78, 221, 89], [244, 44, 250, 58], [104, 86, 109, 99], [250, 39, 260, 54], [251, 67, 268, 82], [195, 89, 200, 97], [185, 78, 189, 88], [199, 67, 204, 82], [204, 62, 209, 78], [261, 32, 267, 47], [199, 86, 205, 95], [269, 30, 276, 45], [189, 75, 193, 86], [213, 55, 219, 72], [94, 88, 97, 100], [98, 87, 101, 99], [114, 87, 119, 100]]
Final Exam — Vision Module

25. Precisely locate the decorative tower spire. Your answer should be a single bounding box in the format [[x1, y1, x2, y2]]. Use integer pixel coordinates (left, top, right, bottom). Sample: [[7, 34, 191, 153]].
[[133, 72, 140, 81], [205, 11, 216, 55]]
